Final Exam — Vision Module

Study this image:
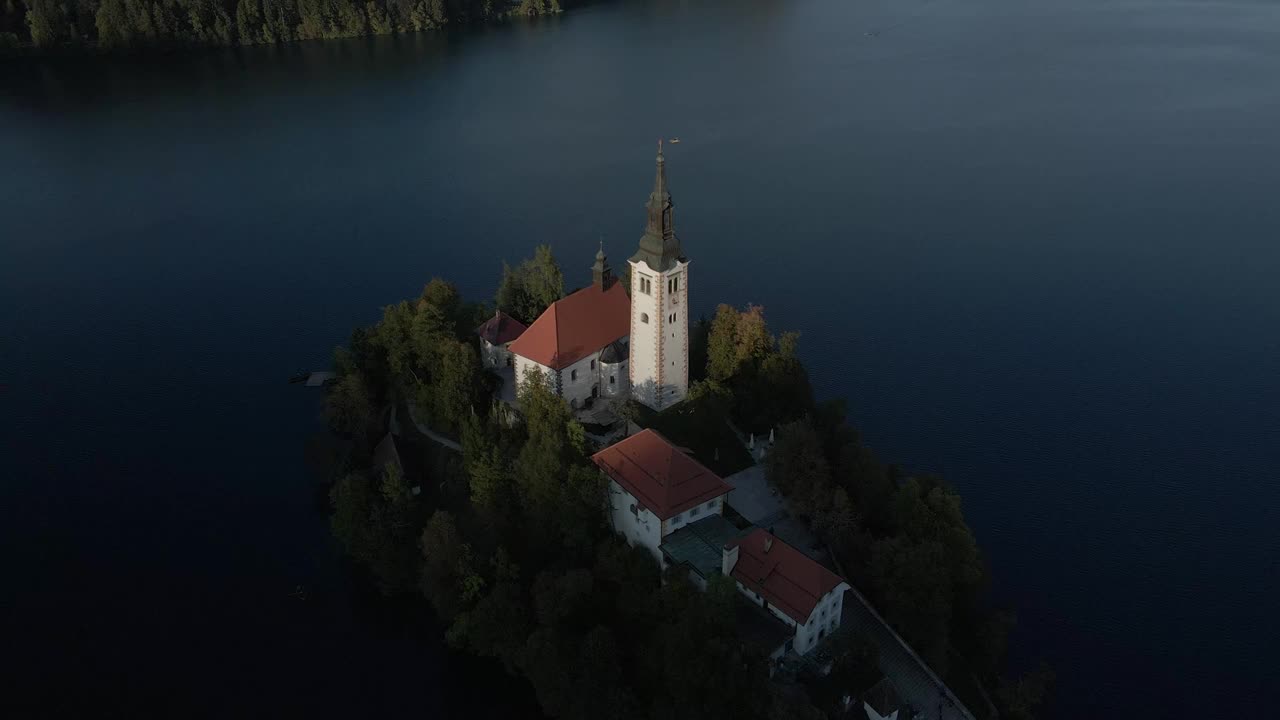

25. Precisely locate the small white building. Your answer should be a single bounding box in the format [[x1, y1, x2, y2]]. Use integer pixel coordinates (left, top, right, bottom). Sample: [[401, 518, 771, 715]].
[[591, 428, 732, 566], [475, 310, 527, 370], [723, 529, 851, 657]]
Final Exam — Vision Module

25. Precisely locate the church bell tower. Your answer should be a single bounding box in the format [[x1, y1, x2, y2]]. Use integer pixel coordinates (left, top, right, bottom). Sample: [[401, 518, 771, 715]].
[[629, 141, 689, 411]]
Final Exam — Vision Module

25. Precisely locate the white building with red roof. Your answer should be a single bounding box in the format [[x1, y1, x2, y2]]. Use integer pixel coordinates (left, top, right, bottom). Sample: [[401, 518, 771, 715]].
[[592, 428, 733, 565], [506, 246, 631, 411], [723, 529, 851, 656], [506, 145, 691, 412]]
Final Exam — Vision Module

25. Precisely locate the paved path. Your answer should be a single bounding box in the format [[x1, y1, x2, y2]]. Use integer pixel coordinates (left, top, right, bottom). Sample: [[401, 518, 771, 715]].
[[401, 403, 462, 452]]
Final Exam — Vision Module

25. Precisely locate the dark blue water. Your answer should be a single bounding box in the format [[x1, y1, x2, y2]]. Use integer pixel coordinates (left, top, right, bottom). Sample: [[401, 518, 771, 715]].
[[3, 0, 1279, 717]]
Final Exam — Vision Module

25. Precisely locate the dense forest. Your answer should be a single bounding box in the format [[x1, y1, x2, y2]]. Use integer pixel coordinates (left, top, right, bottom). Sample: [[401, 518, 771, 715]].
[[319, 246, 1052, 720], [0, 0, 567, 51]]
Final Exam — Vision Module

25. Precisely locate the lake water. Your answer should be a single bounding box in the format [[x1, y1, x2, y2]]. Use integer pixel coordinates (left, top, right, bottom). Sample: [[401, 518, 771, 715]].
[[3, 0, 1279, 717]]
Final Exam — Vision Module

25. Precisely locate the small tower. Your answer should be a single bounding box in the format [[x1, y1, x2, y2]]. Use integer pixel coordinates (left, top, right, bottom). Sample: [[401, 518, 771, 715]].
[[591, 241, 613, 289], [629, 141, 689, 410]]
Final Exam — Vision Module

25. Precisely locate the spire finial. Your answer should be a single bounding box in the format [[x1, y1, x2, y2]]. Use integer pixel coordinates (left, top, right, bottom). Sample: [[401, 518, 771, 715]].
[[658, 137, 664, 158]]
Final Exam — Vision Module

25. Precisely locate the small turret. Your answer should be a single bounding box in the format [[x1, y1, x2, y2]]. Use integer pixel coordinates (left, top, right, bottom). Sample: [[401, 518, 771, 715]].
[[592, 240, 613, 289]]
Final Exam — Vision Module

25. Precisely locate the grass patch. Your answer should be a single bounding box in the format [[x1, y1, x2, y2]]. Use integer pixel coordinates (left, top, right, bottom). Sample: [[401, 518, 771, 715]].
[[630, 398, 754, 477]]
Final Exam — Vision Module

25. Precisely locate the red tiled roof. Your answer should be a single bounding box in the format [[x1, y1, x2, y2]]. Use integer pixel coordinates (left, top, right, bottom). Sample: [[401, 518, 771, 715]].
[[728, 529, 845, 625], [476, 311, 527, 346], [507, 281, 630, 370], [592, 429, 732, 521]]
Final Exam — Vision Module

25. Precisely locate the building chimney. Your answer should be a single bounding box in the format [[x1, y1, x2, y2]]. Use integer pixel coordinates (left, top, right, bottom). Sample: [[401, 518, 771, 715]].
[[722, 543, 740, 576]]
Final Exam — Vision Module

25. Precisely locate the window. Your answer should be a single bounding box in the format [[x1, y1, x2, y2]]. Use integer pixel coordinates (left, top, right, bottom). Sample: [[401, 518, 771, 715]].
[[706, 500, 716, 510], [672, 512, 682, 523], [570, 369, 577, 381], [639, 276, 652, 295], [609, 376, 616, 385], [590, 359, 595, 370], [640, 313, 649, 324], [690, 505, 700, 518]]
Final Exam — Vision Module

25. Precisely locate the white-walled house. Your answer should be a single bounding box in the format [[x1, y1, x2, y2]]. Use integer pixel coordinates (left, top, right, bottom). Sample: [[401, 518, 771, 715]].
[[475, 310, 527, 370], [723, 529, 851, 657], [591, 428, 732, 566], [507, 249, 631, 410]]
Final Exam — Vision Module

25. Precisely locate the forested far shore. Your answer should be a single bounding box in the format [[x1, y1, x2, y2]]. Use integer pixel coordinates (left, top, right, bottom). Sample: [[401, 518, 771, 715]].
[[0, 0, 570, 52]]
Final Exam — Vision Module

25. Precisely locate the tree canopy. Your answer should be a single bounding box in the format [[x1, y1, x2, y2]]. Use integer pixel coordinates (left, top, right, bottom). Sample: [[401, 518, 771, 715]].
[[704, 303, 814, 432], [495, 244, 564, 325]]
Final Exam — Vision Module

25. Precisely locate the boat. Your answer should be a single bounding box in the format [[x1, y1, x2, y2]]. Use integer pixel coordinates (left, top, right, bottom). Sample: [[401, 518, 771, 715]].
[[669, 137, 681, 144]]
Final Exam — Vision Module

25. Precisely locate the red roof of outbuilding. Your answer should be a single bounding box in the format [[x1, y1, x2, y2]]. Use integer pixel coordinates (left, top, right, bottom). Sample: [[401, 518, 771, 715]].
[[592, 429, 731, 521], [507, 281, 630, 370], [728, 529, 846, 625], [476, 310, 527, 346]]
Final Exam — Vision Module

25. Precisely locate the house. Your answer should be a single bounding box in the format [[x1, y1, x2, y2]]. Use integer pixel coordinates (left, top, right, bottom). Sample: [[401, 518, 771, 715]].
[[723, 529, 851, 657], [591, 428, 732, 566], [475, 309, 527, 370], [506, 144, 691, 411]]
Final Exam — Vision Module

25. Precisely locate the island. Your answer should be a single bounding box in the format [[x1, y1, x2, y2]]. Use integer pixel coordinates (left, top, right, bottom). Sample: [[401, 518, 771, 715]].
[[317, 146, 1052, 720]]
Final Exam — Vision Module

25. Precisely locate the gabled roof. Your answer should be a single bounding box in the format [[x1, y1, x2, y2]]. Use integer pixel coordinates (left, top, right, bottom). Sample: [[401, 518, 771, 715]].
[[728, 529, 846, 625], [476, 310, 527, 346], [592, 429, 732, 521], [507, 281, 630, 370]]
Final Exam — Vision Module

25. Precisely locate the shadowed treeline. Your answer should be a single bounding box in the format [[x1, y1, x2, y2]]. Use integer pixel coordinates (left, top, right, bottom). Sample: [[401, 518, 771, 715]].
[[1, 0, 572, 52]]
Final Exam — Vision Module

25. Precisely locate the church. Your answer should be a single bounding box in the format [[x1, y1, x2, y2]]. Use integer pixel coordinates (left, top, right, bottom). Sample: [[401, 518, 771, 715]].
[[503, 143, 691, 412]]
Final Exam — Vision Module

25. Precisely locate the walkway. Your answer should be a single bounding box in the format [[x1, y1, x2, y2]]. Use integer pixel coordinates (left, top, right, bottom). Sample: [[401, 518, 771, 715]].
[[398, 403, 462, 452], [723, 466, 825, 564]]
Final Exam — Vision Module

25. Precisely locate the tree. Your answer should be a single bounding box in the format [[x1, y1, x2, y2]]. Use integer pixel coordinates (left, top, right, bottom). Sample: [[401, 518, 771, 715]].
[[420, 511, 472, 618], [234, 0, 261, 43], [495, 245, 564, 324], [324, 371, 376, 439], [329, 463, 418, 593], [764, 419, 831, 518], [867, 535, 953, 671], [26, 0, 67, 47], [706, 304, 741, 383]]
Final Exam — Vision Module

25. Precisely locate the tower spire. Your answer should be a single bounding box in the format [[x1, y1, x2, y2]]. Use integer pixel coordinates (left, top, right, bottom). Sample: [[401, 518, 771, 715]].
[[632, 142, 681, 272]]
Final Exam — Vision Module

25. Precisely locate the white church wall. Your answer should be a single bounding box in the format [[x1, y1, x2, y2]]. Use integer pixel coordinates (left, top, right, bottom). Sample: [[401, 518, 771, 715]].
[[628, 258, 689, 410], [661, 264, 689, 407], [607, 479, 663, 566], [514, 355, 556, 395], [480, 339, 514, 369], [601, 359, 629, 399], [629, 261, 661, 408], [557, 353, 601, 410]]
